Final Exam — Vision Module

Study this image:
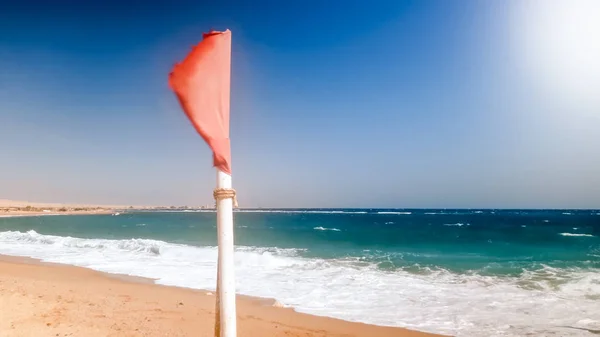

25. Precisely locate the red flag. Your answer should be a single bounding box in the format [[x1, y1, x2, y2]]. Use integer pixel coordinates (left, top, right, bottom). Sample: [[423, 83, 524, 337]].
[[169, 30, 232, 175]]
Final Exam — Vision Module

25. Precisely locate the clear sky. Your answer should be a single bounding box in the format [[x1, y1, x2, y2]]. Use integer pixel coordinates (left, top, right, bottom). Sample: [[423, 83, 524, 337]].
[[1, 0, 599, 208]]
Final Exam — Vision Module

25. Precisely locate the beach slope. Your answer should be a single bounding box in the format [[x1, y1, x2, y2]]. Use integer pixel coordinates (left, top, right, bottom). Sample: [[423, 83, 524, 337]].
[[0, 256, 442, 337]]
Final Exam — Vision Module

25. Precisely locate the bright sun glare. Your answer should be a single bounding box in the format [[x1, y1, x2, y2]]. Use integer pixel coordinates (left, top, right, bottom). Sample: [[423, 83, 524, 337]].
[[511, 0, 600, 113]]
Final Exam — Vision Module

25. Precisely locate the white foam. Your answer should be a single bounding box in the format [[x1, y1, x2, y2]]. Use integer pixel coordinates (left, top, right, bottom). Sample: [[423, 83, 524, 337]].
[[313, 227, 341, 232], [0, 230, 598, 337], [377, 212, 412, 215], [560, 233, 595, 237], [443, 223, 469, 227]]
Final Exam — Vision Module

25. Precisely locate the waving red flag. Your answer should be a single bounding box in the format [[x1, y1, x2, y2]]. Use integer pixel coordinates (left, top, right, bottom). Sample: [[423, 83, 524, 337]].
[[169, 30, 232, 175]]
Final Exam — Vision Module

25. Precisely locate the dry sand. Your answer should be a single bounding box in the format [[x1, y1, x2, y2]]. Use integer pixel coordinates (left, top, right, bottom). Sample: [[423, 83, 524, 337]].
[[0, 255, 443, 337]]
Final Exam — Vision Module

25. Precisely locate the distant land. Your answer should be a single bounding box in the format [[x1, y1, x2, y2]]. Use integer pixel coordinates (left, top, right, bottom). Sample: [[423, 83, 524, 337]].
[[0, 199, 215, 217]]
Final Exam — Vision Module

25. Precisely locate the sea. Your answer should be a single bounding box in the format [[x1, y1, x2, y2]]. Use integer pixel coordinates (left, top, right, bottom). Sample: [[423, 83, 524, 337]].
[[1, 209, 599, 336]]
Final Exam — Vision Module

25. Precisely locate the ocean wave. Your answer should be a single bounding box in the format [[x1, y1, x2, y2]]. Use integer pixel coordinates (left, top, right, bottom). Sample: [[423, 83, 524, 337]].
[[443, 223, 469, 227], [377, 211, 412, 215], [313, 226, 341, 232], [0, 230, 163, 255], [422, 211, 484, 215], [560, 233, 595, 237], [0, 230, 599, 336], [235, 246, 307, 257]]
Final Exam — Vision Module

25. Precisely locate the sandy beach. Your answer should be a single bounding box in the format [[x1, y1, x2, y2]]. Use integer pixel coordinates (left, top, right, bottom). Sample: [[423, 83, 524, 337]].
[[0, 255, 442, 337]]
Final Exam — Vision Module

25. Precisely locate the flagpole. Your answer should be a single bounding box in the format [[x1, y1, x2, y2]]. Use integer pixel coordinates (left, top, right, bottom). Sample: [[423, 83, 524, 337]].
[[168, 28, 234, 337], [215, 169, 237, 337]]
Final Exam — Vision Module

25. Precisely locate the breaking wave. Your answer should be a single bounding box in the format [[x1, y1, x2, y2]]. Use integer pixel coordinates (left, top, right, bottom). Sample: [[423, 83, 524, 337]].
[[0, 230, 598, 336], [313, 227, 341, 232], [560, 233, 595, 237]]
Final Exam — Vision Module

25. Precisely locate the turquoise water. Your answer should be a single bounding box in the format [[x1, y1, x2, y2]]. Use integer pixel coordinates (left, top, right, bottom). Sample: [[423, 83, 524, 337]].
[[1, 209, 599, 336]]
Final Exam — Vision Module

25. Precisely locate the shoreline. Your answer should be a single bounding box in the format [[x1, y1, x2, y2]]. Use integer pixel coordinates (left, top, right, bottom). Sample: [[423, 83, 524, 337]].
[[0, 210, 115, 218], [0, 253, 444, 337]]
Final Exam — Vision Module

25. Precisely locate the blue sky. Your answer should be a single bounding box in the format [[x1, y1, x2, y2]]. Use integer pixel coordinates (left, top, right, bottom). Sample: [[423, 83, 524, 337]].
[[1, 0, 599, 208]]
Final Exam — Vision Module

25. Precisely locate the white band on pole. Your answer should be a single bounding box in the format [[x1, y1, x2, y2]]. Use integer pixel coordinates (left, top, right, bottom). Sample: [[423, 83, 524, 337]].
[[215, 169, 237, 337]]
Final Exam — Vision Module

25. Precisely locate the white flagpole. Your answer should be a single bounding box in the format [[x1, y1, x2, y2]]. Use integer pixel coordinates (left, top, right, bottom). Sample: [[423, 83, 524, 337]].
[[215, 169, 237, 337]]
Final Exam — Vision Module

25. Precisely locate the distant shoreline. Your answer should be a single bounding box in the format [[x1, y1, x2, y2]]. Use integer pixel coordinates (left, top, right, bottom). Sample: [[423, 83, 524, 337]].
[[0, 199, 214, 216], [0, 210, 114, 218], [1, 200, 598, 213]]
